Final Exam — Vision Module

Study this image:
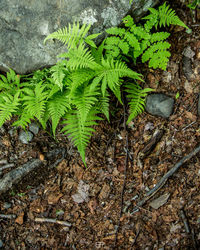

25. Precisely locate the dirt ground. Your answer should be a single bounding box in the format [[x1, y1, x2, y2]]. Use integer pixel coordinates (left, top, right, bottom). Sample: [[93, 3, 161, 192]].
[[0, 2, 200, 249]]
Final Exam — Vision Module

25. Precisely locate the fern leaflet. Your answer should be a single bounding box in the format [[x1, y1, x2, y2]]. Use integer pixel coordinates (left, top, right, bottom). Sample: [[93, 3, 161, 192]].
[[62, 109, 102, 165], [125, 83, 153, 124], [0, 92, 20, 127]]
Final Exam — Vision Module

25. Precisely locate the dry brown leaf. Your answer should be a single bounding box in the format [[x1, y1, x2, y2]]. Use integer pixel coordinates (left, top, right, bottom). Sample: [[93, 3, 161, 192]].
[[15, 212, 24, 225], [47, 192, 63, 204]]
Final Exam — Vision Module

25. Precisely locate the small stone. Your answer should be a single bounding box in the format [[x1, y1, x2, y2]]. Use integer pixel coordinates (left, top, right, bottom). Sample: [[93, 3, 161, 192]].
[[145, 94, 174, 118], [0, 240, 3, 248], [19, 131, 33, 144], [29, 123, 39, 135]]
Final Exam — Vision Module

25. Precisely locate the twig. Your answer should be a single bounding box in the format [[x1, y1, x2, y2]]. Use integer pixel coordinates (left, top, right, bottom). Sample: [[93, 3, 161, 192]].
[[131, 227, 140, 248], [113, 104, 129, 248], [0, 214, 16, 219], [180, 209, 198, 250], [35, 217, 71, 227], [131, 144, 200, 214], [180, 209, 190, 233], [0, 163, 15, 171], [182, 121, 196, 131]]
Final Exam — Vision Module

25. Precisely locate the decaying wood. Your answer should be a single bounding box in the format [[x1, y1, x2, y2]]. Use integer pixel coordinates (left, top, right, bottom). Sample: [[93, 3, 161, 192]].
[[0, 148, 66, 195]]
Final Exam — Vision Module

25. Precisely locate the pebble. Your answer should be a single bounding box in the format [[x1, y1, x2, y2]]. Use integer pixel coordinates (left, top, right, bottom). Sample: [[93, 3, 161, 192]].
[[29, 123, 39, 135], [0, 240, 3, 248], [19, 131, 33, 144], [145, 93, 174, 118]]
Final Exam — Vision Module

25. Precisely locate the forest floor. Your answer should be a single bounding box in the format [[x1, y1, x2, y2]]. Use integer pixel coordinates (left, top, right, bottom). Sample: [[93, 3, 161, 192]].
[[0, 2, 200, 249]]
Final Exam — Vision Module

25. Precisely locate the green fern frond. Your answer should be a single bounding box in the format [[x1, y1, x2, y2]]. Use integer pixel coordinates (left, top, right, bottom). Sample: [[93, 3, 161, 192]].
[[94, 58, 143, 96], [72, 85, 99, 124], [125, 83, 153, 124], [122, 15, 134, 28], [150, 32, 170, 43], [69, 69, 96, 96], [142, 41, 171, 70], [44, 22, 101, 48], [143, 2, 188, 29], [12, 111, 32, 130], [124, 32, 140, 50], [106, 27, 126, 37], [61, 43, 97, 70], [91, 40, 105, 64], [47, 91, 70, 136], [148, 50, 171, 70], [131, 26, 151, 41], [133, 40, 150, 59], [0, 92, 20, 127], [46, 84, 61, 99], [96, 90, 110, 121], [22, 82, 48, 122], [62, 109, 102, 164], [50, 61, 68, 90], [157, 3, 188, 28]]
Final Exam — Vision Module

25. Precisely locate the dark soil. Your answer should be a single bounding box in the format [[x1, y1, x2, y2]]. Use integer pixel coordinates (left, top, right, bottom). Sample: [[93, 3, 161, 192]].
[[0, 2, 200, 249]]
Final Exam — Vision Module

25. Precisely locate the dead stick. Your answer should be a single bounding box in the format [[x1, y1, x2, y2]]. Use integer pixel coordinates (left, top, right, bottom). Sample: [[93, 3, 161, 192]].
[[113, 103, 129, 248], [0, 163, 15, 171], [35, 217, 71, 227], [0, 214, 16, 219], [180, 209, 198, 250], [131, 144, 200, 213]]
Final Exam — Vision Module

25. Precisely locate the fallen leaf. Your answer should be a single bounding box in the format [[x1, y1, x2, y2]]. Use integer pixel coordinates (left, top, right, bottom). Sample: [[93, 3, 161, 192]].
[[99, 183, 111, 200], [150, 193, 170, 209], [72, 180, 90, 203], [48, 193, 63, 205], [15, 212, 24, 225], [185, 111, 197, 121]]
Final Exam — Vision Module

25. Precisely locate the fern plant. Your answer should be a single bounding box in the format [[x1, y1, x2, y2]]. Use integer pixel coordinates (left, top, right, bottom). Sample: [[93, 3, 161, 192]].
[[104, 2, 188, 70], [0, 3, 188, 165]]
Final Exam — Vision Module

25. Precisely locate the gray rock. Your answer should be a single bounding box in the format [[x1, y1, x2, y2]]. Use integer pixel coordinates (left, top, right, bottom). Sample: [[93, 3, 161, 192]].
[[0, 0, 158, 74], [29, 123, 39, 135], [19, 131, 33, 144], [0, 240, 3, 248], [145, 94, 174, 118]]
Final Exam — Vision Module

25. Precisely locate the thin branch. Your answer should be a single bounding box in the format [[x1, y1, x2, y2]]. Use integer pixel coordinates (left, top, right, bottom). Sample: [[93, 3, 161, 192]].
[[35, 217, 71, 227], [180, 209, 198, 250], [113, 103, 129, 248], [0, 214, 16, 219], [131, 144, 200, 213]]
